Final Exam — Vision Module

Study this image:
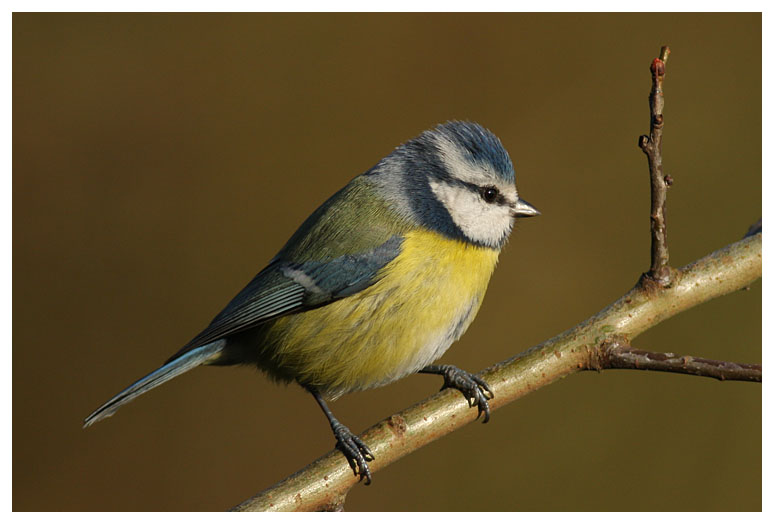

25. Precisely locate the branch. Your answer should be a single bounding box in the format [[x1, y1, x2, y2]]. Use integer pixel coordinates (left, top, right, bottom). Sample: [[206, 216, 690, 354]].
[[639, 45, 672, 285], [596, 341, 762, 382], [231, 233, 761, 511]]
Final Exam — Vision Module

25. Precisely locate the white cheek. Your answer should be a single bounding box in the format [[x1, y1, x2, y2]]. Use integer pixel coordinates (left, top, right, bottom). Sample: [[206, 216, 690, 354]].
[[429, 181, 514, 246]]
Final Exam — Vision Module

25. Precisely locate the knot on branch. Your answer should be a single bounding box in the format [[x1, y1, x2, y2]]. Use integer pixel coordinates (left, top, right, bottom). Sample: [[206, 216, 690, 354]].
[[638, 134, 651, 153], [638, 267, 678, 291], [586, 337, 631, 372], [650, 57, 666, 79]]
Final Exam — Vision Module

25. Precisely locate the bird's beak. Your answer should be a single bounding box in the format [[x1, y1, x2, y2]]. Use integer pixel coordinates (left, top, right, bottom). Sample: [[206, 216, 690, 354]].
[[511, 198, 540, 218]]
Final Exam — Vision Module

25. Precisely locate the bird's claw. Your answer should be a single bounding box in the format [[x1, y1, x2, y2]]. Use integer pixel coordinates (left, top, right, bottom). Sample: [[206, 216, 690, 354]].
[[438, 366, 494, 423], [332, 422, 374, 485]]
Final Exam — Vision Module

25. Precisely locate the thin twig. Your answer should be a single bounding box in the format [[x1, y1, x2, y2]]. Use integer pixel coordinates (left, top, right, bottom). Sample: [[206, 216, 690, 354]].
[[596, 341, 761, 382], [639, 45, 673, 285]]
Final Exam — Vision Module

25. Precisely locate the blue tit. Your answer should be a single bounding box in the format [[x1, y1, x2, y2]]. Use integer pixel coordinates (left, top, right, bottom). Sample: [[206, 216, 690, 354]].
[[84, 121, 539, 484]]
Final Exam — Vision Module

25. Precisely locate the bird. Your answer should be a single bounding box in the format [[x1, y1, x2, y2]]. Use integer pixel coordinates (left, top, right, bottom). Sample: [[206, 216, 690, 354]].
[[83, 121, 539, 484]]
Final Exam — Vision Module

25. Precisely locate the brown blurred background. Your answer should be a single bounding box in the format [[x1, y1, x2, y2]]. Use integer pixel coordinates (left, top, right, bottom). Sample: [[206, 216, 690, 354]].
[[13, 13, 761, 511]]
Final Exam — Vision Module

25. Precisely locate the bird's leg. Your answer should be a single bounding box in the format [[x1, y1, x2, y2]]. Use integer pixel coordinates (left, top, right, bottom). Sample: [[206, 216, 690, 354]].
[[307, 386, 374, 485], [418, 364, 494, 423]]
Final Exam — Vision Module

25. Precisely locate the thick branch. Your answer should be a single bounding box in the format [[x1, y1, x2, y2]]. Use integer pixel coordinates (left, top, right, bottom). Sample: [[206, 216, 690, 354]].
[[231, 232, 761, 512], [639, 45, 672, 285], [597, 342, 761, 382]]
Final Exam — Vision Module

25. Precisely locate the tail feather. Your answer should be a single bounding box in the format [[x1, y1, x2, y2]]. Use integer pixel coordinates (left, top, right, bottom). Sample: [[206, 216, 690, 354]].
[[83, 340, 226, 428]]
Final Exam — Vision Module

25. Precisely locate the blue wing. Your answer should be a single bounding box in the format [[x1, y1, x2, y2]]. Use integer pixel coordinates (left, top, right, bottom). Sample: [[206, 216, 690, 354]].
[[170, 235, 403, 359]]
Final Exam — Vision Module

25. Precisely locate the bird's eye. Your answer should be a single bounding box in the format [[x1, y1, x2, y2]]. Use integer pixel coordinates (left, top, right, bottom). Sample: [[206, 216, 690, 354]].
[[481, 187, 499, 203]]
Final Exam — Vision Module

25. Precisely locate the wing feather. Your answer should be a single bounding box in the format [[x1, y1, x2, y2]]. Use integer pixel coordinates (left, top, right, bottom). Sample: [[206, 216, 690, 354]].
[[169, 235, 404, 361]]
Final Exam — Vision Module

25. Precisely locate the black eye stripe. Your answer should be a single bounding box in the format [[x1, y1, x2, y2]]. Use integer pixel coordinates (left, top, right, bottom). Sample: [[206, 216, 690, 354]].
[[493, 192, 509, 206], [476, 184, 509, 206], [433, 176, 510, 206]]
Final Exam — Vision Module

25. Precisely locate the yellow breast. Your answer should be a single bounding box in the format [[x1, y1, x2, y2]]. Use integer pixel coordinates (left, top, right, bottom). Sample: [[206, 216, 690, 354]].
[[261, 229, 500, 398]]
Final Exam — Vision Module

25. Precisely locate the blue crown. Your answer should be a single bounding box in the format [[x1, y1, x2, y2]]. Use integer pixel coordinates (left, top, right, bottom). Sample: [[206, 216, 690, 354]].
[[429, 121, 515, 183]]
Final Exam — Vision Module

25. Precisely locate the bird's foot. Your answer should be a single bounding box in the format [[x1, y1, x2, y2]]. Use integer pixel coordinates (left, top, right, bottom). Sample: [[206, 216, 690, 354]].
[[331, 420, 374, 485], [421, 364, 494, 423]]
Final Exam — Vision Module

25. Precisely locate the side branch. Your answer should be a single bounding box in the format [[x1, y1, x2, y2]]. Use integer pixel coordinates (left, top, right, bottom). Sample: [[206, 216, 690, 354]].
[[232, 233, 761, 512], [597, 342, 761, 382], [639, 45, 672, 285]]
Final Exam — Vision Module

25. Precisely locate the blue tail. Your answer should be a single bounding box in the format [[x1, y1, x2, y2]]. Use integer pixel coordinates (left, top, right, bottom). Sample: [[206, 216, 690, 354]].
[[83, 340, 226, 428]]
